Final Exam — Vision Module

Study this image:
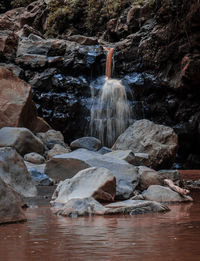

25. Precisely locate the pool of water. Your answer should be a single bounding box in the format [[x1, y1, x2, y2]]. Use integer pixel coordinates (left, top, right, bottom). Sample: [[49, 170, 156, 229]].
[[0, 192, 200, 261]]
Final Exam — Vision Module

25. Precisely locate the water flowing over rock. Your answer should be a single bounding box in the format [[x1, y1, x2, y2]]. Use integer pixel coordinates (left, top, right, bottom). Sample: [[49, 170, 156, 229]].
[[112, 119, 178, 169], [51, 167, 116, 206], [0, 147, 37, 197], [90, 78, 131, 147], [0, 177, 26, 224]]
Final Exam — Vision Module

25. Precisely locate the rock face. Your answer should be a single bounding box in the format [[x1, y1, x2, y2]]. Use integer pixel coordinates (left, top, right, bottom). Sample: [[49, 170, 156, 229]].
[[0, 177, 26, 224], [70, 137, 101, 151], [0, 147, 37, 197], [143, 185, 193, 203], [0, 67, 50, 132], [112, 120, 178, 169], [46, 149, 139, 199], [51, 167, 116, 206], [0, 127, 45, 156]]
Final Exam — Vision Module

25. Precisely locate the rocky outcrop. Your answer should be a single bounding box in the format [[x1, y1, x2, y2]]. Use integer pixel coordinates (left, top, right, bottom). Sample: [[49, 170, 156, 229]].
[[51, 167, 116, 206], [112, 120, 178, 169], [0, 67, 50, 132], [0, 177, 26, 224], [0, 147, 37, 197], [0, 127, 45, 156]]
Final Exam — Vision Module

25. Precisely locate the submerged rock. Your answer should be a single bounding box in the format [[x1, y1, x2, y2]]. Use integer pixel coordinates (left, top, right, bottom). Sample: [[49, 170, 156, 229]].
[[0, 177, 26, 224], [0, 127, 45, 156], [143, 185, 193, 203], [0, 147, 37, 197], [51, 167, 116, 206], [112, 119, 178, 169], [56, 197, 169, 217]]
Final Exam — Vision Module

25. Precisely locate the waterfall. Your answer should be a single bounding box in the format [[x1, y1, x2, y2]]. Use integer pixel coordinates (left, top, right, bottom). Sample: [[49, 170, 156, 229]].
[[90, 48, 131, 147]]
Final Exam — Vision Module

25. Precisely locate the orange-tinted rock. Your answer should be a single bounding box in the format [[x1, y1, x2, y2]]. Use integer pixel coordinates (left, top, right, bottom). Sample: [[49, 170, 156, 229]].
[[0, 67, 50, 132]]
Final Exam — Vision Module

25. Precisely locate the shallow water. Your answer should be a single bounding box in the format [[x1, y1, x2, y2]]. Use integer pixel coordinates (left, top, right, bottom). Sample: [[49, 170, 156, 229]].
[[1, 192, 200, 261]]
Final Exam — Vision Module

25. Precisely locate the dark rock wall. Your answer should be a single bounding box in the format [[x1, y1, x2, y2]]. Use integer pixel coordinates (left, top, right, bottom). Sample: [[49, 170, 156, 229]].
[[0, 0, 199, 168]]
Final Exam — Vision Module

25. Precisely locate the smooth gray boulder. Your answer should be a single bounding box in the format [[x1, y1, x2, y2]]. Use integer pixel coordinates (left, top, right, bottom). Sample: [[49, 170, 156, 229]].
[[138, 166, 162, 190], [0, 127, 45, 156], [46, 149, 139, 199], [105, 150, 135, 164], [0, 147, 37, 197], [112, 119, 178, 169], [143, 185, 193, 203], [51, 167, 116, 206], [0, 177, 26, 224], [24, 152, 45, 164], [55, 197, 169, 217], [70, 137, 101, 151]]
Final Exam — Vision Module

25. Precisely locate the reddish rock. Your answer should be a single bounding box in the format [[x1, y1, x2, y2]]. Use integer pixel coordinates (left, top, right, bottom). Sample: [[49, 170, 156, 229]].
[[0, 30, 18, 60], [0, 67, 50, 132], [0, 177, 26, 225]]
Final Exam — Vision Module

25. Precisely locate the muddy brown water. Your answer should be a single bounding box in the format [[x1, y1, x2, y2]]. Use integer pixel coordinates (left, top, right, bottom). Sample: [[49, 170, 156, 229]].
[[0, 191, 200, 261]]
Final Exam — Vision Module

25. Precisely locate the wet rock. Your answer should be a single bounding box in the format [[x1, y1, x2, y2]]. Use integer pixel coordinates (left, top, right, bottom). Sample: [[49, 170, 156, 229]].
[[138, 166, 162, 190], [112, 119, 178, 169], [46, 144, 71, 159], [0, 147, 37, 197], [0, 67, 50, 132], [51, 167, 116, 206], [29, 170, 53, 186], [0, 127, 45, 156], [46, 149, 139, 199], [0, 177, 26, 224], [70, 137, 101, 151], [105, 150, 135, 164], [24, 152, 45, 164], [56, 197, 106, 217], [105, 199, 169, 215], [143, 185, 193, 203], [98, 147, 112, 155]]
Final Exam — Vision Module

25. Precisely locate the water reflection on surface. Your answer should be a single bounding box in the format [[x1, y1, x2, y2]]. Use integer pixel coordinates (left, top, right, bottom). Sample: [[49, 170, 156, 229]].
[[0, 193, 200, 261]]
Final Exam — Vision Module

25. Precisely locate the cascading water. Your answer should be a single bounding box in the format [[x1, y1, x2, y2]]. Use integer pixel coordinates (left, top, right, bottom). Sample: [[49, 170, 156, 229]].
[[90, 48, 131, 147]]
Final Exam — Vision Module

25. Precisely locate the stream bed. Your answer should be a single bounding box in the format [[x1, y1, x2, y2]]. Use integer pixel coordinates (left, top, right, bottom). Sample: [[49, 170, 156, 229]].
[[0, 191, 200, 261]]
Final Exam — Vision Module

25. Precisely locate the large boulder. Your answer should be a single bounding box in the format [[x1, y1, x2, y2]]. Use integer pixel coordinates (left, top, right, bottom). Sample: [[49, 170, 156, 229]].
[[0, 177, 26, 224], [46, 149, 139, 199], [0, 147, 37, 197], [0, 127, 45, 156], [112, 119, 178, 169], [0, 67, 50, 132], [51, 167, 116, 206], [143, 185, 193, 203]]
